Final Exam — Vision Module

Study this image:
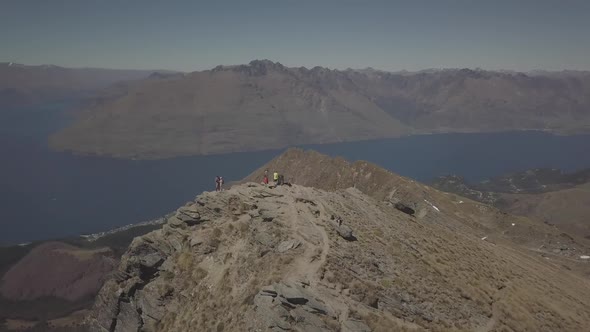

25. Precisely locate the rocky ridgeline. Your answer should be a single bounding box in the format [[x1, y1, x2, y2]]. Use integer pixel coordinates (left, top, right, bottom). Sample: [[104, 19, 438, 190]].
[[89, 173, 590, 332], [89, 183, 372, 332]]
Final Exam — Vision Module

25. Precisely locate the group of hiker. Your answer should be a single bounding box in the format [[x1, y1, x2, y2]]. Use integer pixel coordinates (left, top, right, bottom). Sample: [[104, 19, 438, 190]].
[[263, 169, 285, 187], [215, 176, 224, 191], [214, 169, 287, 192]]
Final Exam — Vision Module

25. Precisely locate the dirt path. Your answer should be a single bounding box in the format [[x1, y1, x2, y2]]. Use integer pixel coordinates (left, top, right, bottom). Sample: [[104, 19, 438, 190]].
[[280, 186, 330, 286]]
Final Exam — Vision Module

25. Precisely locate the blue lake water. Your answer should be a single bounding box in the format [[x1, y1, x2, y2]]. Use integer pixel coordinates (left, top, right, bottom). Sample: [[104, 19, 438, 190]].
[[1, 106, 590, 244]]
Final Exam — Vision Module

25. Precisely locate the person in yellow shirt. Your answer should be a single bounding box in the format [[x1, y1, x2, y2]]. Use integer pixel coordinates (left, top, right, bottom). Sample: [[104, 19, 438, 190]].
[[273, 171, 279, 186]]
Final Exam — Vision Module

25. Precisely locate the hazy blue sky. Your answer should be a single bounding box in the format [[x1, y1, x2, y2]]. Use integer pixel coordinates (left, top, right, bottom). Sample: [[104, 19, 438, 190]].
[[1, 0, 589, 72]]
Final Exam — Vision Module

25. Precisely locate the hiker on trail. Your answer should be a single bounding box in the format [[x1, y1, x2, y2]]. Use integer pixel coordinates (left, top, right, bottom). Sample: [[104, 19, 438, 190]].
[[215, 176, 221, 192], [273, 171, 279, 186], [278, 174, 285, 186], [263, 173, 269, 185], [219, 176, 225, 191]]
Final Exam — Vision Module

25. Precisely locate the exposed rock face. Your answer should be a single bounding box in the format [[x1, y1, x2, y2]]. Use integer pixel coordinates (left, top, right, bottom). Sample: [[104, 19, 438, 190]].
[[90, 154, 590, 332], [253, 282, 338, 331], [0, 242, 116, 302]]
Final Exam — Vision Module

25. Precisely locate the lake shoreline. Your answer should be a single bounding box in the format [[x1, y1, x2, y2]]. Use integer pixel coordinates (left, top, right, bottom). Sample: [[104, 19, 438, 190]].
[[2, 130, 590, 244]]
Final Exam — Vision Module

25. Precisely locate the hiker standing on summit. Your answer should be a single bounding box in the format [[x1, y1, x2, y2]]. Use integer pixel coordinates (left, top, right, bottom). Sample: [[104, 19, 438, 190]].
[[273, 171, 279, 186], [215, 176, 221, 192]]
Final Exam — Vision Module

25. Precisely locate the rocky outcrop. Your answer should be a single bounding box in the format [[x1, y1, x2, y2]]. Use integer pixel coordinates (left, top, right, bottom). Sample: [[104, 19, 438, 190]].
[[393, 202, 415, 216], [88, 183, 382, 332], [89, 152, 590, 332], [253, 282, 339, 331], [245, 148, 590, 256]]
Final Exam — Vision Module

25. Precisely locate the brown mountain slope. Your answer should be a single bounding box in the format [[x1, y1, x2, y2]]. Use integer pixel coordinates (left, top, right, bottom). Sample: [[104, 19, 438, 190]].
[[0, 242, 116, 302], [50, 61, 590, 159], [89, 150, 590, 332], [431, 170, 590, 240], [499, 182, 590, 239], [244, 149, 590, 258], [50, 61, 409, 158], [348, 69, 590, 133], [0, 62, 160, 109]]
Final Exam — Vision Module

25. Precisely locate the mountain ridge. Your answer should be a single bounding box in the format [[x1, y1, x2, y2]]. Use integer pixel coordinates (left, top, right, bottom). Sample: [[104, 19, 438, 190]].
[[0, 63, 173, 109], [86, 149, 590, 332], [47, 60, 590, 159]]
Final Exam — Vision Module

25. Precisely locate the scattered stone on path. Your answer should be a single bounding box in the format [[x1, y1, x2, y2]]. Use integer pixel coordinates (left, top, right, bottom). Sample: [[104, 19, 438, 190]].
[[295, 197, 317, 206], [277, 239, 302, 253], [329, 220, 356, 241]]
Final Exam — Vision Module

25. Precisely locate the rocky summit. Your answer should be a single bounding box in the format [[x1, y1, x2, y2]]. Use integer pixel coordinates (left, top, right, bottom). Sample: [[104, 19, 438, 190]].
[[89, 150, 590, 332]]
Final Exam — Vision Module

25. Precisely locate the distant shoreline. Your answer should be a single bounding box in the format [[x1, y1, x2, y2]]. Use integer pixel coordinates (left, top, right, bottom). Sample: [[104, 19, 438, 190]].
[[1, 216, 167, 249], [50, 129, 590, 161]]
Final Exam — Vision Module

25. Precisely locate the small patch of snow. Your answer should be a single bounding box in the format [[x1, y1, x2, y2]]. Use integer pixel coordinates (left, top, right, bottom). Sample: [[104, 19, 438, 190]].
[[511, 223, 515, 226], [8, 62, 13, 66], [458, 200, 464, 204], [481, 236, 487, 241], [424, 199, 440, 212], [580, 255, 590, 260]]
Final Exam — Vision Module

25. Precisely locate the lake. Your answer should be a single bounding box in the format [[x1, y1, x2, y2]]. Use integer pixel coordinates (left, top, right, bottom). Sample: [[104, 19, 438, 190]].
[[1, 106, 590, 244]]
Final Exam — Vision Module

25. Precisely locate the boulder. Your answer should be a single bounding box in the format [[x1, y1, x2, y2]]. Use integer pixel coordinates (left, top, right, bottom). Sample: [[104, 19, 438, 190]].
[[276, 283, 309, 305], [167, 216, 185, 229], [140, 252, 165, 270], [337, 225, 355, 240], [394, 202, 415, 216], [175, 204, 203, 226], [329, 221, 357, 241]]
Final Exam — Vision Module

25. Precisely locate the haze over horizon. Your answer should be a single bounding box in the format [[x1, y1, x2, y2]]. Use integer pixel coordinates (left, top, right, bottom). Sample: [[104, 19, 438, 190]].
[[2, 0, 590, 72]]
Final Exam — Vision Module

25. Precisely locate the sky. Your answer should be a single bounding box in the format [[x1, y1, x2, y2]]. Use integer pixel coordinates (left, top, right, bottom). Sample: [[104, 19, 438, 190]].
[[1, 0, 589, 72]]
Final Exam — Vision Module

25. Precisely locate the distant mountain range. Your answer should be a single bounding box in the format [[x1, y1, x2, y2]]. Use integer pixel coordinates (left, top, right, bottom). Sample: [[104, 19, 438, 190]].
[[46, 60, 590, 159], [3, 60, 590, 158], [0, 62, 170, 109]]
